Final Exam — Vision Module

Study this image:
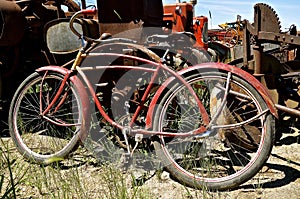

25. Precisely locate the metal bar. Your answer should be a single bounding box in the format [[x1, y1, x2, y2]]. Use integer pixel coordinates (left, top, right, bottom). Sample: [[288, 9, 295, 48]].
[[41, 71, 72, 116], [275, 104, 300, 118], [253, 43, 264, 76], [258, 31, 300, 46], [207, 72, 231, 129], [212, 109, 269, 129], [80, 65, 156, 73], [129, 66, 161, 127]]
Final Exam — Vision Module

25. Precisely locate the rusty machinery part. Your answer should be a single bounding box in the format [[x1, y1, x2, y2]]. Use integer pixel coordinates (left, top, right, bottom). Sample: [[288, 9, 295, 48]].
[[43, 0, 81, 12], [223, 28, 239, 48], [97, 0, 163, 27], [189, 0, 197, 6], [62, 0, 81, 12], [0, 0, 26, 46], [91, 42, 162, 63], [253, 3, 281, 34]]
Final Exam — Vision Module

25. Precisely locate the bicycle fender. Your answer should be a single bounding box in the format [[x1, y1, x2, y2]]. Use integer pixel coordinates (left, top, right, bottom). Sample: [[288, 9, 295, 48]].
[[36, 66, 72, 76], [36, 66, 91, 141], [146, 62, 278, 129]]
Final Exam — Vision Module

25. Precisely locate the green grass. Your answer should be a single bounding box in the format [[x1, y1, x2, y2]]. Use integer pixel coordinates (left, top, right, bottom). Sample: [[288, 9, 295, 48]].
[[0, 138, 28, 199], [0, 129, 238, 199], [0, 137, 154, 199]]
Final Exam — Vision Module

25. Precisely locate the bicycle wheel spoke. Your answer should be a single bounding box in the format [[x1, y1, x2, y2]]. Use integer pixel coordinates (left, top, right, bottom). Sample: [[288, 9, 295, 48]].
[[9, 72, 85, 163]]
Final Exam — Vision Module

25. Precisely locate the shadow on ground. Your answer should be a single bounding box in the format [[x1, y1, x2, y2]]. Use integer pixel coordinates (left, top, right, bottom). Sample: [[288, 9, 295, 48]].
[[239, 162, 300, 189], [238, 132, 300, 190]]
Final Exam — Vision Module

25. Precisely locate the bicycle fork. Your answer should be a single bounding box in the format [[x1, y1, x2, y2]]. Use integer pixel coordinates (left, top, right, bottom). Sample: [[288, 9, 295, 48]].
[[38, 70, 79, 127]]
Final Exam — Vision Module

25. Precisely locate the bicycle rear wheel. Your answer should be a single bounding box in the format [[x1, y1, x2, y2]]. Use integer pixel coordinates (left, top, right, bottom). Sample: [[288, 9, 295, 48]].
[[9, 71, 87, 164], [153, 69, 275, 190]]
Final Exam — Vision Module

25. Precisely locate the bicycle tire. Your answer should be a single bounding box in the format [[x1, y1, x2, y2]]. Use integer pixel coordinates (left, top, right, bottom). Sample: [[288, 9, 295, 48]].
[[9, 71, 87, 164], [153, 69, 275, 190]]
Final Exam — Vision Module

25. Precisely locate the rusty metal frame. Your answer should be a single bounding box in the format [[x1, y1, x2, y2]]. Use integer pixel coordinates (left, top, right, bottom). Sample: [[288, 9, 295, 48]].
[[242, 3, 300, 118]]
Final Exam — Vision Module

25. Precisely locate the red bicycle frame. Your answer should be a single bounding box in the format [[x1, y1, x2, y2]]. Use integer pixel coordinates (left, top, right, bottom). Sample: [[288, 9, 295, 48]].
[[37, 52, 210, 138]]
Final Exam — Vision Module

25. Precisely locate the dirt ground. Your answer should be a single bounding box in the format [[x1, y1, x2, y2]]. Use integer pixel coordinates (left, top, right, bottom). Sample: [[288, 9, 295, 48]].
[[139, 128, 300, 199], [107, 127, 299, 199], [1, 122, 300, 199]]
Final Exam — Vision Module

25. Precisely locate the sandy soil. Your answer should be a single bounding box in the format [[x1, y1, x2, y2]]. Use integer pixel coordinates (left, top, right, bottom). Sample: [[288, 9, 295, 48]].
[[138, 128, 300, 199], [1, 122, 299, 199]]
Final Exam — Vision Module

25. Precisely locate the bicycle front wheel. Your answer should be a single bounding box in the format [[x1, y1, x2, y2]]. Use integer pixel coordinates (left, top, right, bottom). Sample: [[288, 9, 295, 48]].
[[153, 69, 275, 190], [9, 71, 87, 164]]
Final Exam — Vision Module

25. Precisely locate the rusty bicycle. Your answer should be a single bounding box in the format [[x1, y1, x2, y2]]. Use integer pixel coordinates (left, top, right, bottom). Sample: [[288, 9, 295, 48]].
[[8, 9, 277, 190]]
